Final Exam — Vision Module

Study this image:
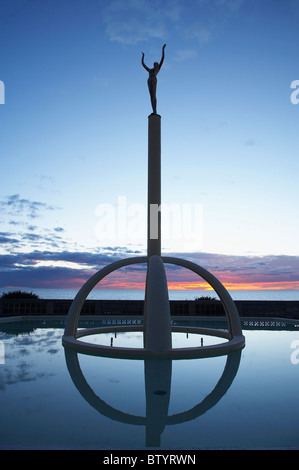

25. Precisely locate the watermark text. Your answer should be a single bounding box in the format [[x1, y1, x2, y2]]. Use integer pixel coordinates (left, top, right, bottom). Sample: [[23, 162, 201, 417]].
[[0, 80, 4, 104], [290, 80, 299, 104], [102, 453, 196, 466], [290, 339, 299, 365], [0, 341, 5, 364], [95, 196, 203, 251]]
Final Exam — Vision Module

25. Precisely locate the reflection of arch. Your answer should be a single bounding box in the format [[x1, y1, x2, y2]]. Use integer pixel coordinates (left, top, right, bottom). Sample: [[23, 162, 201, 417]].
[[64, 347, 144, 426], [64, 346, 242, 447], [62, 256, 245, 358], [66, 325, 240, 359], [166, 350, 241, 424]]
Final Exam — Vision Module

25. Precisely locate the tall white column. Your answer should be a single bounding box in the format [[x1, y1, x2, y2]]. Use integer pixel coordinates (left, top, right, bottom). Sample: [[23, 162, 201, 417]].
[[144, 114, 172, 353], [147, 113, 161, 257]]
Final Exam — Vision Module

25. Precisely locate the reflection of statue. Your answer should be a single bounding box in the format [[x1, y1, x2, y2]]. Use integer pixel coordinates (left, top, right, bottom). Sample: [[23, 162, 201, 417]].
[[142, 44, 166, 114]]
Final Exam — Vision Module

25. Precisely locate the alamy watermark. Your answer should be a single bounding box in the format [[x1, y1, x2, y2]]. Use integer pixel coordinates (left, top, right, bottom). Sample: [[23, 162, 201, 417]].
[[290, 339, 299, 365], [290, 80, 299, 104], [0, 341, 4, 364], [95, 195, 203, 251], [0, 80, 4, 104]]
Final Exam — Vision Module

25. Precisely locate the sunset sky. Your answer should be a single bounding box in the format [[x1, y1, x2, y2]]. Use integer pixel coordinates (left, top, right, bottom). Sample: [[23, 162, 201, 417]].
[[1, 0, 299, 292]]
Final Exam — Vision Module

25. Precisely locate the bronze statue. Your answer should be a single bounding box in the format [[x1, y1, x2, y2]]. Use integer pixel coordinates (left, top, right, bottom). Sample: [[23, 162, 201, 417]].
[[142, 44, 166, 114]]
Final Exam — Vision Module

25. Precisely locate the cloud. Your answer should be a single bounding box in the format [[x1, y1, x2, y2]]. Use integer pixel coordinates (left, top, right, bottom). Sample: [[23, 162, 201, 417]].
[[245, 138, 259, 146], [0, 247, 143, 271], [0, 232, 20, 245], [177, 0, 245, 45], [103, 0, 213, 46], [101, 0, 246, 68], [21, 233, 42, 242], [0, 194, 68, 253], [0, 247, 147, 289], [0, 194, 57, 219], [174, 49, 198, 62], [1, 247, 299, 290], [163, 251, 299, 289], [103, 0, 170, 45], [197, 0, 244, 14], [27, 225, 38, 231], [181, 22, 212, 43]]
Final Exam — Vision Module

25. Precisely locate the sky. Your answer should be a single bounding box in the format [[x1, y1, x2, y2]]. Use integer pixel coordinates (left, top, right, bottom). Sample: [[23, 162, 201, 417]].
[[1, 0, 299, 292]]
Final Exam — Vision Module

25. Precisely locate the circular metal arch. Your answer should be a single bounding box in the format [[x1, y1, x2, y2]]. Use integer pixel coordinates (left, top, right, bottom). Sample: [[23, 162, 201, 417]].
[[162, 256, 243, 338], [63, 256, 147, 337], [62, 256, 245, 358]]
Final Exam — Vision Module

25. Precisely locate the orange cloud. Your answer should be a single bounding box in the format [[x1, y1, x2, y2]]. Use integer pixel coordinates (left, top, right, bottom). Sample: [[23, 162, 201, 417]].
[[3, 250, 299, 292]]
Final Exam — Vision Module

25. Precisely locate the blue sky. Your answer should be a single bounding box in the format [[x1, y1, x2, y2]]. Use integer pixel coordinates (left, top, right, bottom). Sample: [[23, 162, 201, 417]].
[[1, 0, 299, 291]]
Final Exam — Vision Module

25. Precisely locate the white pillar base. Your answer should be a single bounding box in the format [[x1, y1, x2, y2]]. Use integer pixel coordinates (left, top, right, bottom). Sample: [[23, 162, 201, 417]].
[[144, 255, 172, 352]]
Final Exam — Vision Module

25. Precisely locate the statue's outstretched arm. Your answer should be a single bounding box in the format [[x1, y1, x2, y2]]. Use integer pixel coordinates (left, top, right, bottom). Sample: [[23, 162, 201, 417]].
[[141, 53, 150, 72], [159, 44, 166, 69]]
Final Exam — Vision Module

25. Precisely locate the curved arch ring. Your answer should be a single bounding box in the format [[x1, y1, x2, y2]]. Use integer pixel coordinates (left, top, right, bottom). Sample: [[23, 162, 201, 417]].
[[64, 347, 242, 426], [62, 256, 245, 358]]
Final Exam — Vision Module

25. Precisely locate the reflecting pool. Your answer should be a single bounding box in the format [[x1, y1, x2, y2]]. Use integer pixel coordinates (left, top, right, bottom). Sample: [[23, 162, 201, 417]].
[[0, 317, 299, 450]]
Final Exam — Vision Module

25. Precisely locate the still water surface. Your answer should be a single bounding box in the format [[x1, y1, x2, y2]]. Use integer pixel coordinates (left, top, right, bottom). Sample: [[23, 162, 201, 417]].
[[0, 317, 299, 449]]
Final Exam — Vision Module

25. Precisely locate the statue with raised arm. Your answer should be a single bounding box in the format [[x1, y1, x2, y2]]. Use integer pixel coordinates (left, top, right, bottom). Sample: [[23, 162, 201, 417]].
[[142, 44, 166, 115]]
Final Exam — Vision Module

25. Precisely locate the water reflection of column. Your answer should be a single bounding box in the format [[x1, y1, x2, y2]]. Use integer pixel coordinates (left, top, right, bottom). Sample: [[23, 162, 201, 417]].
[[144, 359, 172, 447], [64, 347, 242, 448]]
